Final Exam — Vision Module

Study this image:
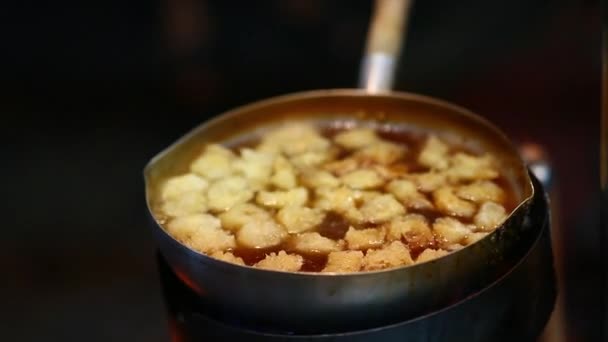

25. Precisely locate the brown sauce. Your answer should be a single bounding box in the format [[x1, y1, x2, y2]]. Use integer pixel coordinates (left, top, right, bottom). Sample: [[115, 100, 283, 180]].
[[407, 239, 438, 260], [166, 122, 522, 272], [316, 211, 351, 240], [299, 253, 329, 272]]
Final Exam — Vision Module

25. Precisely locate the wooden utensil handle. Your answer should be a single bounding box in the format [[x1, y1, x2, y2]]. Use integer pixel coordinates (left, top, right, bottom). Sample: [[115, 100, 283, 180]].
[[359, 0, 413, 92]]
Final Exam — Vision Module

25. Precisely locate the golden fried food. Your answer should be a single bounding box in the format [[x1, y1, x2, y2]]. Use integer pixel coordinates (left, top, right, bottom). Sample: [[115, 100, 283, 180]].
[[254, 251, 303, 272], [416, 248, 449, 263], [345, 227, 386, 250], [322, 251, 364, 273], [154, 122, 516, 272], [363, 241, 414, 271]]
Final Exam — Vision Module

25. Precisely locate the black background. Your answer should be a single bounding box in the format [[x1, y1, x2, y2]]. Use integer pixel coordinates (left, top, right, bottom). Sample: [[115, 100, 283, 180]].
[[2, 0, 602, 340]]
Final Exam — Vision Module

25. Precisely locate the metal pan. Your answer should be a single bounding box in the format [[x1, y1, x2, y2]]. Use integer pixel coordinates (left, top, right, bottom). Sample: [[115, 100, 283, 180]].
[[144, 0, 539, 334]]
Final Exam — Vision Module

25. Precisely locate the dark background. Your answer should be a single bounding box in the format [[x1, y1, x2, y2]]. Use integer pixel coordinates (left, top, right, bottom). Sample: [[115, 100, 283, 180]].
[[2, 0, 602, 341]]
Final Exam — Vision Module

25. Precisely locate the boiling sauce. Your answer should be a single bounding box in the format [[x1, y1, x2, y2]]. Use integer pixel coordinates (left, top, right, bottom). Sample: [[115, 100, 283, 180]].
[[221, 125, 518, 271]]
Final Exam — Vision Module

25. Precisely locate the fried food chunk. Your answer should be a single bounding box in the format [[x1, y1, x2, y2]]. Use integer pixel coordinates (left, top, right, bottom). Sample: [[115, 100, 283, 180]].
[[456, 180, 504, 204], [160, 173, 208, 201], [464, 231, 490, 244], [408, 171, 448, 193], [418, 135, 449, 170], [236, 219, 287, 249], [363, 241, 413, 271], [387, 179, 434, 210], [276, 206, 325, 233], [446, 153, 499, 182], [270, 156, 297, 190], [218, 203, 270, 232], [210, 251, 245, 266], [386, 214, 434, 247], [334, 128, 379, 150], [314, 186, 358, 212], [323, 158, 360, 176], [341, 169, 384, 189], [291, 232, 343, 254], [433, 186, 476, 218], [260, 123, 330, 157], [290, 149, 336, 169], [360, 194, 405, 223], [474, 202, 507, 231], [161, 192, 207, 217], [159, 122, 515, 273], [354, 141, 405, 165], [322, 250, 364, 273], [371, 163, 408, 181], [345, 227, 386, 250], [433, 217, 472, 246], [207, 176, 254, 212], [416, 248, 449, 263], [233, 148, 275, 188], [300, 169, 341, 189], [190, 144, 235, 180], [254, 251, 303, 272], [256, 187, 308, 208], [167, 214, 235, 253]]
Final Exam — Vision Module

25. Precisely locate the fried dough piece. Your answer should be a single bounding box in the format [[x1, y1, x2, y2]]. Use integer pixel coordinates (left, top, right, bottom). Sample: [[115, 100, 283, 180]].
[[362, 241, 413, 271], [322, 251, 364, 273], [161, 192, 207, 217], [268, 123, 330, 156], [334, 128, 379, 150], [386, 214, 434, 248], [324, 158, 360, 176], [387, 179, 434, 210], [464, 231, 490, 245], [256, 187, 308, 208], [408, 172, 448, 193], [233, 148, 275, 188], [433, 217, 472, 246], [345, 227, 386, 250], [416, 248, 449, 263], [291, 232, 343, 254], [290, 149, 337, 169], [210, 251, 245, 266], [218, 203, 270, 232], [446, 153, 499, 182], [161, 173, 208, 201], [354, 141, 405, 165], [360, 194, 406, 223], [254, 251, 303, 272], [341, 169, 384, 189], [456, 180, 505, 204], [314, 186, 359, 212], [300, 169, 341, 189], [167, 214, 235, 253], [418, 135, 449, 170], [474, 202, 507, 231], [270, 156, 297, 190], [433, 186, 476, 218], [237, 219, 287, 249], [160, 173, 209, 217], [276, 206, 325, 234], [207, 176, 254, 212], [190, 144, 235, 180]]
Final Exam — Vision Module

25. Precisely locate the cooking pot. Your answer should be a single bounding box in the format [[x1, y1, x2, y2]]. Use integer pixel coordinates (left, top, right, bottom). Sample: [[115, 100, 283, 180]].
[[144, 0, 548, 334], [158, 173, 554, 342]]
